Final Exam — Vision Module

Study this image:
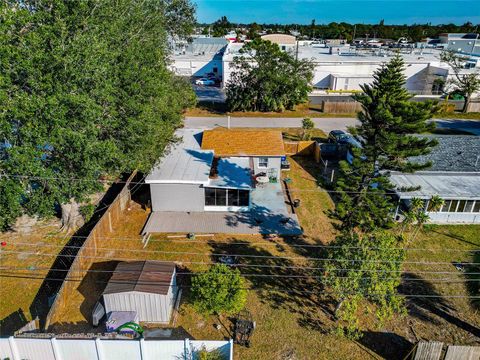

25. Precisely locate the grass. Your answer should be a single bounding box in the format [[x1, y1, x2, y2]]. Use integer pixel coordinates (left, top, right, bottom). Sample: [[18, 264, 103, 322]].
[[5, 143, 479, 358], [0, 222, 69, 335], [436, 112, 480, 120]]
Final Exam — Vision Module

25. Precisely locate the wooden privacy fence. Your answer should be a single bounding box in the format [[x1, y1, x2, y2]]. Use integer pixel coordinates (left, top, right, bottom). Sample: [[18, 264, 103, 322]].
[[284, 141, 316, 156], [44, 172, 137, 330], [322, 100, 362, 113]]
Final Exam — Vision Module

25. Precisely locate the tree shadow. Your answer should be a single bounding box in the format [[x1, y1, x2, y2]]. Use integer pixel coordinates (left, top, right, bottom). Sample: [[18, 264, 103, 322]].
[[206, 237, 333, 333], [465, 251, 480, 310], [0, 308, 29, 336], [357, 331, 412, 360], [400, 272, 480, 338], [28, 175, 134, 332]]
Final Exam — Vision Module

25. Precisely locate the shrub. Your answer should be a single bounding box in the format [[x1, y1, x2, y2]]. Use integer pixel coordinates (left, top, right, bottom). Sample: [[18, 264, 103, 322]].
[[191, 264, 247, 315]]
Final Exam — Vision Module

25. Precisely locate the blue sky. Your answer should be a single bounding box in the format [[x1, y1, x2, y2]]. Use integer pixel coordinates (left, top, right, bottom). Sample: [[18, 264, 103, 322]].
[[193, 0, 480, 25]]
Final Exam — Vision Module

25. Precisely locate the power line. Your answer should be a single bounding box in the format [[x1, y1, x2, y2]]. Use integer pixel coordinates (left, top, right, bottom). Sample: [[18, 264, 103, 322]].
[[5, 241, 480, 266], [2, 250, 480, 275], [1, 266, 478, 283], [0, 272, 479, 300], [3, 232, 479, 253], [1, 173, 463, 197]]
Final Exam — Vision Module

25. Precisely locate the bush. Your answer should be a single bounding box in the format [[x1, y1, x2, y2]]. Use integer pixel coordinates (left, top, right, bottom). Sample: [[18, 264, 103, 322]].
[[302, 117, 315, 140], [196, 347, 226, 360], [191, 264, 247, 315]]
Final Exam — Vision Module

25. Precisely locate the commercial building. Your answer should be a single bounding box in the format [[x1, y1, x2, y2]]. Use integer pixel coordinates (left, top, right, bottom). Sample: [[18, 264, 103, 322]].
[[170, 34, 480, 97]]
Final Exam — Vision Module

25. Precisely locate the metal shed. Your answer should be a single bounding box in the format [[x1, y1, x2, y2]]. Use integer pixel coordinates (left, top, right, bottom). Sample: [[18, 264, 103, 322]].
[[102, 261, 177, 323]]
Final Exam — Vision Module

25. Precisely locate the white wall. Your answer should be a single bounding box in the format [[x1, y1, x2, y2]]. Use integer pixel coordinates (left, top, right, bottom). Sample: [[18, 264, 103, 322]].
[[170, 59, 222, 78], [252, 156, 282, 180], [103, 272, 177, 323], [0, 337, 233, 360]]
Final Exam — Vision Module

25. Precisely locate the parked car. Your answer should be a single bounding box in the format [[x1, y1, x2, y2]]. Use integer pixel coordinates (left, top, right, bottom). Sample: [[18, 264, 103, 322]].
[[328, 130, 363, 164], [195, 78, 215, 86]]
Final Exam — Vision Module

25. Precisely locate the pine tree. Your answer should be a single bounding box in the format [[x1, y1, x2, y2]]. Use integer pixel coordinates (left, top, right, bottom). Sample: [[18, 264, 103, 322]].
[[330, 54, 439, 233], [326, 54, 439, 337]]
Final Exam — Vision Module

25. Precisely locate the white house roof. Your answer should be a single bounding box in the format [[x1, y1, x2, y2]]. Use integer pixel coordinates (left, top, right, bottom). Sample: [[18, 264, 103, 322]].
[[391, 172, 480, 200], [145, 129, 214, 184], [208, 157, 252, 189]]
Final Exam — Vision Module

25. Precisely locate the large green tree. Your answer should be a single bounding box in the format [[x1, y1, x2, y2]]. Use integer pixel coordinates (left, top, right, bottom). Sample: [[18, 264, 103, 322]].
[[0, 0, 196, 230], [326, 54, 438, 336], [226, 39, 314, 112]]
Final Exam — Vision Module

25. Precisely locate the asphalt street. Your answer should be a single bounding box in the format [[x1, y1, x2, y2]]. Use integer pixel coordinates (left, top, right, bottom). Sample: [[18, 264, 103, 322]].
[[184, 116, 480, 135]]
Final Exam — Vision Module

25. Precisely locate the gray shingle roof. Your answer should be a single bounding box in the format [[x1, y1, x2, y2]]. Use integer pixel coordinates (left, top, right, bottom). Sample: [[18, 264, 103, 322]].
[[411, 135, 480, 172]]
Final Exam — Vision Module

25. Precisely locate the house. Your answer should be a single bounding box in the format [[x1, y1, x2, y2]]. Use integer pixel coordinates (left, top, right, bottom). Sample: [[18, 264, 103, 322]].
[[143, 128, 301, 235], [438, 33, 480, 56], [390, 135, 480, 224], [102, 261, 177, 323]]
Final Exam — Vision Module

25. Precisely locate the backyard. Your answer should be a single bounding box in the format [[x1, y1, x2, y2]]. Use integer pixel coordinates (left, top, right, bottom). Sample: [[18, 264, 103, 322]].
[[1, 137, 479, 359]]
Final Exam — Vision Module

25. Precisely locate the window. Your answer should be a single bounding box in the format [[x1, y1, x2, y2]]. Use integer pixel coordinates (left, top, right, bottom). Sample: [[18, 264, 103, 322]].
[[465, 200, 475, 213], [281, 45, 286, 51], [228, 189, 239, 206], [449, 200, 459, 212], [440, 200, 452, 212], [457, 200, 467, 212], [205, 188, 216, 206], [216, 188, 227, 206], [239, 190, 250, 206], [205, 188, 250, 207], [258, 157, 269, 168], [474, 201, 480, 213]]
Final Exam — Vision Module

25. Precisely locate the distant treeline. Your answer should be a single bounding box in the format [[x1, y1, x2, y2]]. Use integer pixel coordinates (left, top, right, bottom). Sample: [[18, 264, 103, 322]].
[[199, 17, 479, 42]]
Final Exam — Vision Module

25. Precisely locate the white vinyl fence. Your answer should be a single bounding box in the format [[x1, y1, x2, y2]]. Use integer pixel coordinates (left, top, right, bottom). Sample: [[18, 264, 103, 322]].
[[0, 337, 233, 360]]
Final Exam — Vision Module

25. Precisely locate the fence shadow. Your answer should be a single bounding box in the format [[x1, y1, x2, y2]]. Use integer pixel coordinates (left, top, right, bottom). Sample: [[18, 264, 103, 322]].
[[0, 308, 29, 336], [28, 173, 136, 333]]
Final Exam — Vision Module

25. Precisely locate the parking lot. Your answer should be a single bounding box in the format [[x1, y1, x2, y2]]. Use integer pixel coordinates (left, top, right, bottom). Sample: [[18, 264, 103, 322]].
[[192, 84, 226, 103]]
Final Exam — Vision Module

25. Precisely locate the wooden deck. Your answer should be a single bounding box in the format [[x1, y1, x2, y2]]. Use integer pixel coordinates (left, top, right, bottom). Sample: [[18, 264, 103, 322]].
[[142, 210, 302, 235]]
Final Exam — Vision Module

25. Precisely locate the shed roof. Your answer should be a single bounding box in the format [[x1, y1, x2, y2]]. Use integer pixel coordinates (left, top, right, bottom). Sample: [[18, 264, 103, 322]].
[[103, 261, 175, 296], [201, 129, 285, 157], [146, 129, 214, 184]]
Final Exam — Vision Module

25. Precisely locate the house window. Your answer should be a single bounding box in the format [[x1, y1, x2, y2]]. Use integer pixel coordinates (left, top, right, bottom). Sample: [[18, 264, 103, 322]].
[[281, 45, 286, 51], [465, 200, 475, 213], [440, 200, 452, 212], [474, 201, 480, 213], [205, 188, 216, 206], [205, 188, 249, 207], [449, 200, 459, 212], [258, 157, 269, 168]]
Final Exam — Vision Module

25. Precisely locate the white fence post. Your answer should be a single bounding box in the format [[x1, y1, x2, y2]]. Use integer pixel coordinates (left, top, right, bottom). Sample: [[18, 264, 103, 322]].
[[51, 338, 62, 360], [95, 338, 104, 360], [139, 338, 146, 360], [8, 336, 20, 360]]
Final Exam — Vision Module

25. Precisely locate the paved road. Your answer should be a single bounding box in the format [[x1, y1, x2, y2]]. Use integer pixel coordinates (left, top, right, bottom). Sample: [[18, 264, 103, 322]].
[[184, 116, 359, 133], [185, 116, 480, 135]]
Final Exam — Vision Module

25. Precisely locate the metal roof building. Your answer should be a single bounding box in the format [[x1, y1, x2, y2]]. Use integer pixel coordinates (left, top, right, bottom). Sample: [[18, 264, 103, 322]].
[[391, 135, 480, 224], [102, 261, 177, 323]]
